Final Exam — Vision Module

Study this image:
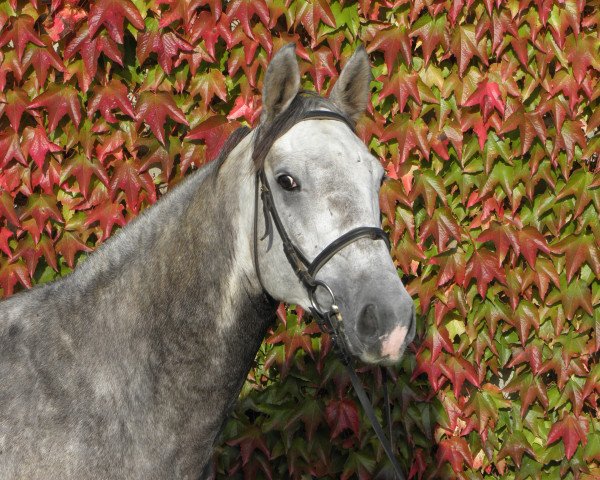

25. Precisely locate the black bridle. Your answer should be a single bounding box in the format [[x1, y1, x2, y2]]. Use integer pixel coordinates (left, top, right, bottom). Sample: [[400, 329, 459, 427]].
[[252, 110, 406, 479]]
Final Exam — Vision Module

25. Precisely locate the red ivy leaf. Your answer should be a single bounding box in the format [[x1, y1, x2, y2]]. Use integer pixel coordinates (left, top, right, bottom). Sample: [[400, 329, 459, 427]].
[[412, 348, 446, 392], [464, 248, 507, 298], [540, 347, 589, 389], [450, 25, 488, 77], [504, 372, 549, 417], [226, 0, 270, 39], [477, 222, 518, 265], [84, 199, 126, 240], [19, 193, 63, 240], [157, 0, 205, 31], [508, 301, 540, 346], [547, 70, 580, 114], [31, 158, 61, 196], [407, 276, 437, 314], [547, 414, 589, 460], [226, 426, 271, 466], [497, 431, 536, 468], [137, 28, 193, 74], [552, 119, 586, 164], [55, 231, 93, 268], [366, 25, 412, 72], [307, 47, 338, 93], [293, 0, 336, 46], [436, 436, 474, 473], [136, 92, 188, 145], [88, 79, 136, 123], [517, 226, 554, 268], [64, 27, 123, 91], [189, 69, 228, 108], [430, 250, 466, 287], [4, 88, 30, 131], [499, 106, 547, 156], [507, 343, 543, 375], [381, 115, 430, 167], [44, 5, 87, 41], [409, 14, 448, 65], [186, 115, 239, 161], [109, 160, 156, 213], [0, 258, 31, 296], [0, 191, 20, 227], [0, 130, 27, 168], [553, 234, 600, 282], [0, 50, 27, 91], [555, 170, 600, 220], [95, 129, 126, 164], [21, 126, 62, 169], [88, 0, 145, 44], [409, 170, 446, 217], [0, 228, 13, 257], [566, 33, 600, 84], [378, 67, 421, 112], [13, 234, 57, 276], [419, 207, 462, 251], [324, 399, 360, 440], [463, 79, 505, 122], [439, 355, 481, 397], [422, 324, 454, 362], [530, 257, 560, 301], [61, 152, 110, 199], [227, 93, 260, 125], [22, 35, 67, 86], [184, 10, 219, 60], [0, 15, 44, 61], [29, 85, 82, 132]]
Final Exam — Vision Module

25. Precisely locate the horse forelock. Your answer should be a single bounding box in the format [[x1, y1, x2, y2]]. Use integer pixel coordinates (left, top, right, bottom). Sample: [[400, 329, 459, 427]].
[[215, 91, 352, 174]]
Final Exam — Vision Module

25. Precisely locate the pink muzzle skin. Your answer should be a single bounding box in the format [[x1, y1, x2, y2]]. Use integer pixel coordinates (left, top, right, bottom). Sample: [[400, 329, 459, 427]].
[[380, 324, 409, 361]]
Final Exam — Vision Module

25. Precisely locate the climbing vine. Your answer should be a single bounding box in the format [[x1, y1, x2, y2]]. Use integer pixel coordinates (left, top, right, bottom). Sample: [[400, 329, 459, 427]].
[[0, 0, 599, 478]]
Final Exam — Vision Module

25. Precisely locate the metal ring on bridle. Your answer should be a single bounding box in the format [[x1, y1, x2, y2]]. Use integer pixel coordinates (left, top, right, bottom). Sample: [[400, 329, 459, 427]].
[[309, 280, 337, 318]]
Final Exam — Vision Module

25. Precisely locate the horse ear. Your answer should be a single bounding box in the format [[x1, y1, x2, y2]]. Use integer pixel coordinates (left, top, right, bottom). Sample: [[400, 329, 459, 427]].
[[261, 44, 301, 123], [329, 46, 372, 122]]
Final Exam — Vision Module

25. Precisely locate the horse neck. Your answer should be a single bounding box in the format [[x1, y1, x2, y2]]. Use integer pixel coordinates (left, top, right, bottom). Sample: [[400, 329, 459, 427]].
[[63, 134, 274, 417]]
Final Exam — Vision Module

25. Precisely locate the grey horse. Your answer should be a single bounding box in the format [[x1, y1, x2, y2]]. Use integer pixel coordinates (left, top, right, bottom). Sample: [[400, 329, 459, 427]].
[[0, 45, 415, 479]]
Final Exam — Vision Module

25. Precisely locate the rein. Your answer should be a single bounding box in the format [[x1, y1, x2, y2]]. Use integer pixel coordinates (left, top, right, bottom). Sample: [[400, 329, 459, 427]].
[[252, 110, 406, 480]]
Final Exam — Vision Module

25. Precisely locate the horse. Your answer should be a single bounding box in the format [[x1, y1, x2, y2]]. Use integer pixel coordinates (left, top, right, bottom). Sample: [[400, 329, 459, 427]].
[[0, 44, 415, 479]]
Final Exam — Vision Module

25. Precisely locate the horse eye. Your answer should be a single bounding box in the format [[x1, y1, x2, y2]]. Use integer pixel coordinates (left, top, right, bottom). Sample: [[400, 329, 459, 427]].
[[276, 174, 299, 191]]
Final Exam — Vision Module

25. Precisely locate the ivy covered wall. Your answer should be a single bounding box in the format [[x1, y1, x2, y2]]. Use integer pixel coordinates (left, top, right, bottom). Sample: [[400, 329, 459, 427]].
[[0, 0, 599, 478]]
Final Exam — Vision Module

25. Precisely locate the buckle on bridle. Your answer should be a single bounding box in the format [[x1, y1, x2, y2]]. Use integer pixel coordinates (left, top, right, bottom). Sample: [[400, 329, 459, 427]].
[[309, 280, 342, 324]]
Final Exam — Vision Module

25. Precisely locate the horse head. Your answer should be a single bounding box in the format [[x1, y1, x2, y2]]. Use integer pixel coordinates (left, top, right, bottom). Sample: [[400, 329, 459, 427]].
[[254, 45, 415, 365]]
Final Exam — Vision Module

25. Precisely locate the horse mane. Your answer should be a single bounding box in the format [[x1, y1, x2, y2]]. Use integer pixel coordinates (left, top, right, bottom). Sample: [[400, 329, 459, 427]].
[[215, 91, 351, 172]]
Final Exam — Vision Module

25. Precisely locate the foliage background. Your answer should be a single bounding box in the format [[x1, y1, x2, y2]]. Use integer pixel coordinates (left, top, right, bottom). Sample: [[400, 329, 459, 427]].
[[1, 0, 599, 478]]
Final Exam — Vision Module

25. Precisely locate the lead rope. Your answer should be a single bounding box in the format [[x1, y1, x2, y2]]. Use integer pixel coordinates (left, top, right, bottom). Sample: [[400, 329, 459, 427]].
[[322, 309, 406, 480]]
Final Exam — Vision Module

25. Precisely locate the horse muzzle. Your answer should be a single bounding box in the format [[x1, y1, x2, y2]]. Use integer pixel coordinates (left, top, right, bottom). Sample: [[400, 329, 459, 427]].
[[310, 279, 416, 365], [354, 300, 416, 365]]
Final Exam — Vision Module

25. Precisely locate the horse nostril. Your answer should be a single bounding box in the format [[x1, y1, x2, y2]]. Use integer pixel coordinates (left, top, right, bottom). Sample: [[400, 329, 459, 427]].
[[357, 303, 379, 339]]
